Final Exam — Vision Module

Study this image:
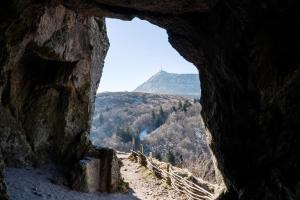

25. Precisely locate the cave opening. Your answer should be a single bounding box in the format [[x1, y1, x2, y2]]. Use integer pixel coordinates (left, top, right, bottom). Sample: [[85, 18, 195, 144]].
[[1, 2, 300, 199], [89, 17, 221, 187]]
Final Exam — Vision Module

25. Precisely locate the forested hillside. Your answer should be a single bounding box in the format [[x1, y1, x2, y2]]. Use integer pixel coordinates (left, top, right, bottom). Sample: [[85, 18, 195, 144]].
[[90, 92, 189, 149], [90, 92, 215, 182]]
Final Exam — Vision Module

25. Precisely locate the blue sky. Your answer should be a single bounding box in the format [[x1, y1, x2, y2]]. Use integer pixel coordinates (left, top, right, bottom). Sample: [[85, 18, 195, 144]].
[[97, 18, 198, 93]]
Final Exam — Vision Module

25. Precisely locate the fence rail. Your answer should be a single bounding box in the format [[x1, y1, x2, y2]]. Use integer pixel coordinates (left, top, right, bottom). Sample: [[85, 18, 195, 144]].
[[130, 148, 216, 200]]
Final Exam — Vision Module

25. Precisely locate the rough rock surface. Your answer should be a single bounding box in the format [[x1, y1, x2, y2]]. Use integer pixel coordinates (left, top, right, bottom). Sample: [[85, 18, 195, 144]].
[[0, 2, 109, 198], [0, 4, 108, 166], [1, 1, 300, 200], [74, 1, 300, 199], [0, 152, 9, 200], [71, 147, 123, 193]]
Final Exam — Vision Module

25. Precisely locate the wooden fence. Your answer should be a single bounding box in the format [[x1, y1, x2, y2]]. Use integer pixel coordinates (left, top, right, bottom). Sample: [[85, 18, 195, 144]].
[[130, 145, 216, 200]]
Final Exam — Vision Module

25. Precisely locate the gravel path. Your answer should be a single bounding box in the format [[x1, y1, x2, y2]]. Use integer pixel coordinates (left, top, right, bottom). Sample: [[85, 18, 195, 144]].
[[5, 165, 139, 200], [118, 152, 186, 200], [4, 153, 186, 200]]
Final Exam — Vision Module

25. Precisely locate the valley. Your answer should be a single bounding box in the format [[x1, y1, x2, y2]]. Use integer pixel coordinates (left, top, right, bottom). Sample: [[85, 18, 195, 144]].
[[90, 91, 215, 183]]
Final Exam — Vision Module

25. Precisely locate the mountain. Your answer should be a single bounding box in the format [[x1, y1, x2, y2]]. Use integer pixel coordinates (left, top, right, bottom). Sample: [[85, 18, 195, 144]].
[[134, 70, 201, 98]]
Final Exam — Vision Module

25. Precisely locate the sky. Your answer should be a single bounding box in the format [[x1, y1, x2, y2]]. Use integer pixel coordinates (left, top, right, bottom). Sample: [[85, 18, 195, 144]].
[[97, 18, 198, 93]]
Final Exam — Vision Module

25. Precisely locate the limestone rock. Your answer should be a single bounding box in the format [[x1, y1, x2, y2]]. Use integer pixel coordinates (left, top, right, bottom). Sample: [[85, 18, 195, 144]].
[[0, 3, 108, 197], [71, 147, 123, 193], [0, 4, 108, 166]]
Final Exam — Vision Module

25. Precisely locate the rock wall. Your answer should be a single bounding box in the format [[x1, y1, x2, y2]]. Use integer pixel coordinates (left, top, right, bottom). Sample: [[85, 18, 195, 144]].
[[0, 4, 108, 166], [1, 1, 300, 200], [71, 1, 300, 199], [0, 152, 9, 200], [0, 2, 109, 198]]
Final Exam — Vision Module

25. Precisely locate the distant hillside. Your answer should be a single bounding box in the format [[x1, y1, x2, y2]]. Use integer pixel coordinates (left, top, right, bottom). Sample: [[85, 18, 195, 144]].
[[90, 92, 188, 146], [134, 70, 201, 98], [90, 91, 215, 182]]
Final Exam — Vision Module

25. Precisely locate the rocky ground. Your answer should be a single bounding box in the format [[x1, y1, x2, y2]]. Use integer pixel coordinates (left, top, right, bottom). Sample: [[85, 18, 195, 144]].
[[4, 165, 139, 200], [4, 153, 186, 200], [118, 152, 187, 200]]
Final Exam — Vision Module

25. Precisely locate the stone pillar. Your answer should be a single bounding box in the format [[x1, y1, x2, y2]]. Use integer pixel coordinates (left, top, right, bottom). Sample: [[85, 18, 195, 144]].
[[71, 147, 123, 193]]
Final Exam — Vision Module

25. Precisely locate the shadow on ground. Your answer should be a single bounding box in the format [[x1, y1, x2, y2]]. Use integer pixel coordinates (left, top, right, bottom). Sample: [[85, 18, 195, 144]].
[[4, 166, 141, 200]]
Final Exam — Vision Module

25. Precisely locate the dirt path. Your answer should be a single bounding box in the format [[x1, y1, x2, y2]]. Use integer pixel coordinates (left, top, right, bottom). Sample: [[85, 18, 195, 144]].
[[5, 153, 186, 200], [118, 152, 187, 200], [5, 165, 139, 200]]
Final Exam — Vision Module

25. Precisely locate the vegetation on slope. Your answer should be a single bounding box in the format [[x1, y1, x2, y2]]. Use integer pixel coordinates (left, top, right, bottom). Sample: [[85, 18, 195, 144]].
[[90, 92, 215, 183], [90, 92, 187, 149]]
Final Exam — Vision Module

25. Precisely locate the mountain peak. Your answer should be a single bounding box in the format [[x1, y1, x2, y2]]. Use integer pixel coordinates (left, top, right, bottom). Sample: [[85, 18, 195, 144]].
[[157, 70, 168, 74], [152, 70, 168, 77], [134, 70, 201, 98]]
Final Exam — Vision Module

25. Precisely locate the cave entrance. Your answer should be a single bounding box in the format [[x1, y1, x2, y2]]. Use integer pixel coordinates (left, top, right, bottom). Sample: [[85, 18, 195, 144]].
[[89, 18, 218, 184]]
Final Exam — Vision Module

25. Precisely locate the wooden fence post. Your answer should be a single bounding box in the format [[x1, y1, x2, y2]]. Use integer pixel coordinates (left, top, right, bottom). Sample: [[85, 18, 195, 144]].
[[138, 144, 147, 167], [148, 152, 153, 171], [166, 164, 171, 185], [131, 137, 136, 151], [130, 138, 138, 162], [139, 144, 143, 154]]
